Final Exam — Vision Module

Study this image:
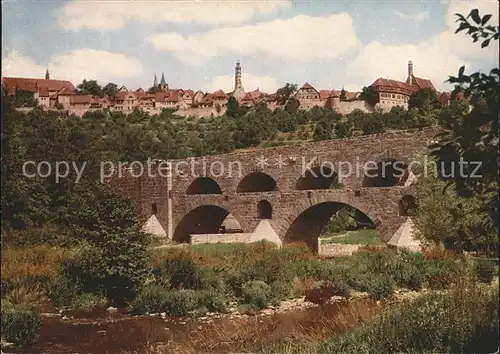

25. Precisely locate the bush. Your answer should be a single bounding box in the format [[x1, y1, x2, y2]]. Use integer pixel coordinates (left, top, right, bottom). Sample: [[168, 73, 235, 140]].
[[1, 303, 43, 347], [475, 258, 496, 283], [270, 280, 292, 304], [367, 276, 394, 300], [196, 289, 227, 313], [320, 282, 499, 353], [155, 252, 207, 290], [241, 280, 272, 309], [426, 263, 456, 290], [62, 237, 150, 305], [131, 286, 198, 316], [393, 263, 423, 291], [130, 285, 170, 314], [333, 281, 351, 299], [305, 281, 336, 305]]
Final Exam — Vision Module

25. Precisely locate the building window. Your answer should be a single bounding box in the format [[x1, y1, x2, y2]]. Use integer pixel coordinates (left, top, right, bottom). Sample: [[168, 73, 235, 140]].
[[152, 203, 158, 215]]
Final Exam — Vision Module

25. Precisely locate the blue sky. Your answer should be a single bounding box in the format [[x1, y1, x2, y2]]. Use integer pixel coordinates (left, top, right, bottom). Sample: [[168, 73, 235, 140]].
[[2, 0, 498, 93]]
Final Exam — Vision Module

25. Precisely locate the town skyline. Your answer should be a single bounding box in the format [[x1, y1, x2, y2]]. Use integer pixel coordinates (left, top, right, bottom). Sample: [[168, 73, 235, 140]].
[[2, 0, 498, 93]]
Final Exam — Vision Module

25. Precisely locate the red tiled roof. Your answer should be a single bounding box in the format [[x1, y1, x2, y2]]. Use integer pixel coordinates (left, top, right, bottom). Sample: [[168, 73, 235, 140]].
[[407, 75, 436, 92], [319, 89, 333, 100], [56, 87, 76, 96], [200, 93, 214, 104], [370, 78, 411, 92], [70, 95, 92, 104], [38, 88, 50, 97], [301, 82, 314, 90], [212, 89, 227, 99], [2, 77, 75, 95], [165, 90, 179, 103], [184, 89, 195, 96]]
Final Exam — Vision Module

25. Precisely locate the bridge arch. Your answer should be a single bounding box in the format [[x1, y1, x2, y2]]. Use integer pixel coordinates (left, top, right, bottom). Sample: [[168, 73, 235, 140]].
[[279, 195, 383, 252], [296, 165, 340, 190], [237, 172, 277, 193], [186, 177, 223, 195], [173, 205, 241, 243]]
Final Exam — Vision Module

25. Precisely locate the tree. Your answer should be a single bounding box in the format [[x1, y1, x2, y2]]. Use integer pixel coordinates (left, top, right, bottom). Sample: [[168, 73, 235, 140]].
[[362, 115, 385, 135], [313, 118, 334, 141], [76, 79, 103, 97], [335, 121, 353, 138], [359, 86, 378, 106], [102, 82, 118, 98], [340, 87, 347, 101], [427, 8, 499, 253], [276, 83, 298, 105], [226, 96, 241, 118], [284, 97, 300, 114], [408, 88, 441, 110]]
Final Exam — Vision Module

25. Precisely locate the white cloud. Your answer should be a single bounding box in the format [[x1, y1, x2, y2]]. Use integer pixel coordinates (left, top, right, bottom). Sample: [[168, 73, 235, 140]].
[[2, 50, 46, 78], [58, 0, 291, 31], [203, 73, 281, 93], [2, 49, 144, 85], [393, 10, 428, 21], [347, 0, 498, 91], [343, 84, 362, 92], [149, 13, 361, 65]]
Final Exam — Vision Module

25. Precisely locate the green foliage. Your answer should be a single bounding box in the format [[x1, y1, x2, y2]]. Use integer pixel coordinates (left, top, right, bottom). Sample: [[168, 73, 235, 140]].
[[276, 83, 298, 105], [409, 88, 442, 110], [76, 79, 103, 97], [359, 86, 378, 106], [430, 8, 499, 237], [413, 168, 498, 255], [241, 280, 272, 309], [1, 302, 43, 347], [270, 280, 293, 303], [130, 286, 198, 316], [320, 283, 499, 353], [154, 252, 208, 290], [196, 289, 227, 312], [475, 258, 496, 283], [367, 276, 394, 300]]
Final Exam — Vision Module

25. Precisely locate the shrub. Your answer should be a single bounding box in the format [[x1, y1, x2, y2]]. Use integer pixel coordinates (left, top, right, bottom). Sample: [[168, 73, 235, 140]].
[[131, 286, 198, 316], [270, 280, 292, 304], [155, 252, 207, 290], [196, 289, 227, 313], [320, 282, 499, 353], [291, 277, 316, 297], [475, 258, 496, 283], [62, 237, 150, 305], [367, 276, 394, 300], [1, 303, 43, 347], [425, 263, 456, 290], [305, 281, 336, 305], [130, 285, 170, 314], [393, 263, 423, 291], [333, 281, 352, 299], [241, 280, 272, 309], [345, 272, 372, 292]]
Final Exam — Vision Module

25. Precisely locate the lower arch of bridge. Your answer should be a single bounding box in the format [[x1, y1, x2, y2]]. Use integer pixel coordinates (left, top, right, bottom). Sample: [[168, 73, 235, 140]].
[[173, 205, 232, 243], [283, 202, 377, 252]]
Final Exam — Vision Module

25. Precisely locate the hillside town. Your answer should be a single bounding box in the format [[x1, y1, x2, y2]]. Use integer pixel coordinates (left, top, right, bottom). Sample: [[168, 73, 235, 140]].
[[2, 60, 462, 118]]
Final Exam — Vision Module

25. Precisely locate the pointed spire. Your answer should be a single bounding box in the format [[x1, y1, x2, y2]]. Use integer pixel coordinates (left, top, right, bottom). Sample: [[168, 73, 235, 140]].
[[153, 73, 158, 87], [160, 73, 166, 86], [45, 68, 50, 80]]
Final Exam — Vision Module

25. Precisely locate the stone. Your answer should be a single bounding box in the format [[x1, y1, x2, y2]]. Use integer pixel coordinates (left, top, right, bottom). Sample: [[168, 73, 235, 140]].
[[106, 306, 118, 313]]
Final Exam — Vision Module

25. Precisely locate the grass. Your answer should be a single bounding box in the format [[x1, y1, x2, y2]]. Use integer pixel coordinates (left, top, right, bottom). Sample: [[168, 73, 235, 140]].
[[320, 229, 384, 245]]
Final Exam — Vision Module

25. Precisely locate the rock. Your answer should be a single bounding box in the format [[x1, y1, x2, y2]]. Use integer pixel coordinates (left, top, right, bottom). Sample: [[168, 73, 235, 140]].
[[62, 315, 69, 320], [106, 306, 118, 313], [96, 330, 106, 335], [160, 312, 166, 317]]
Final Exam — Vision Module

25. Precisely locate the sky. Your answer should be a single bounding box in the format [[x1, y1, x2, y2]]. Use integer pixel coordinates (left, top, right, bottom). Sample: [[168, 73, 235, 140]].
[[1, 0, 498, 93]]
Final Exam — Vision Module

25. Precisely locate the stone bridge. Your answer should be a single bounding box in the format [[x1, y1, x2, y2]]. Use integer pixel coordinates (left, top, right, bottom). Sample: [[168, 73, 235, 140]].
[[108, 127, 440, 251]]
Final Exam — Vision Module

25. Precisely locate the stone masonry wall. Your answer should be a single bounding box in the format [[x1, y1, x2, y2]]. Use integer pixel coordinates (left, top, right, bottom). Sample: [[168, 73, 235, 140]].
[[108, 127, 442, 247]]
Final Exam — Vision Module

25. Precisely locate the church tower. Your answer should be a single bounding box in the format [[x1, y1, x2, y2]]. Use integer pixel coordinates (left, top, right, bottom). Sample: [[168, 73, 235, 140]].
[[232, 61, 245, 100], [407, 60, 414, 85], [45, 68, 50, 80], [159, 73, 168, 91], [153, 74, 158, 88]]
